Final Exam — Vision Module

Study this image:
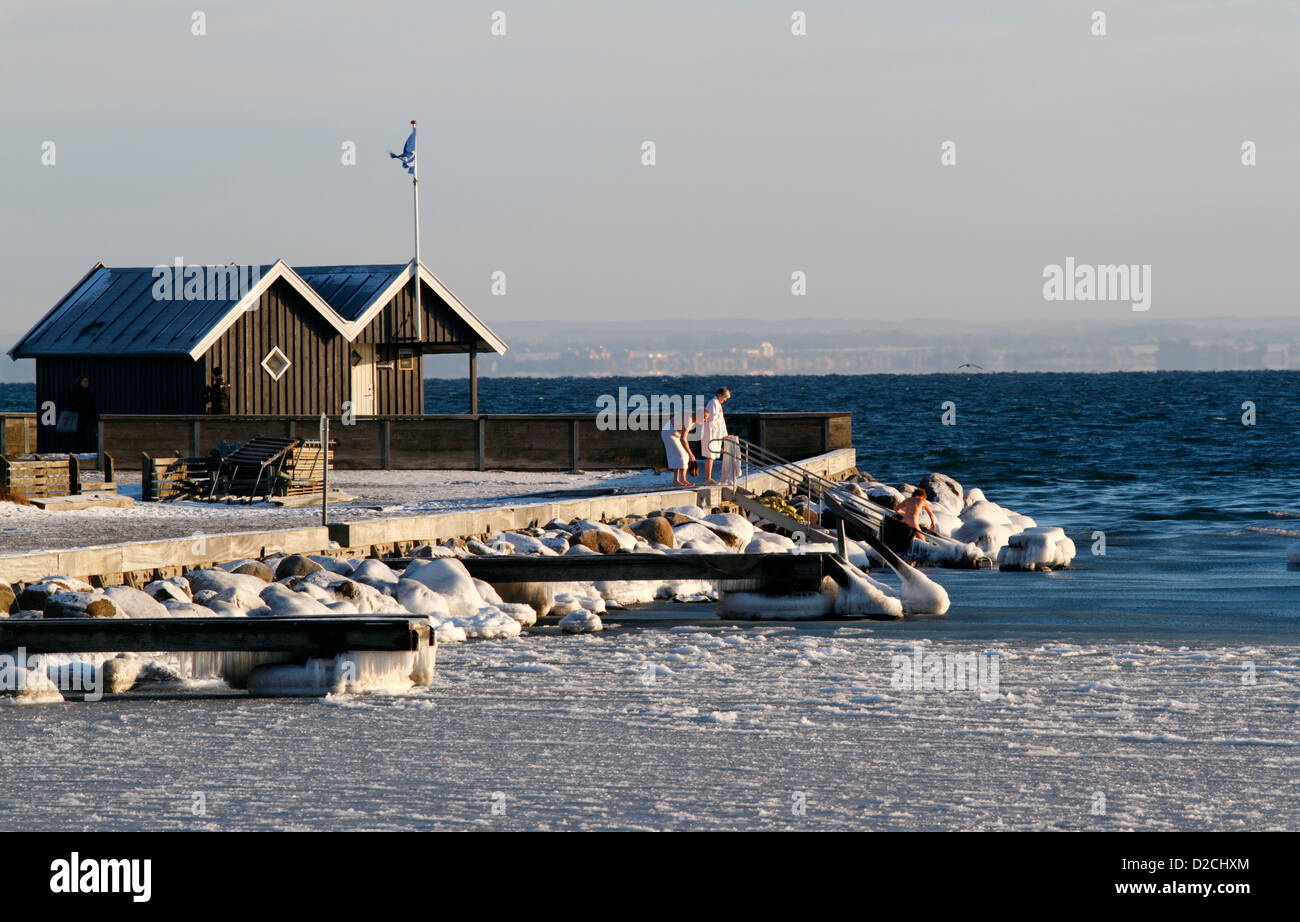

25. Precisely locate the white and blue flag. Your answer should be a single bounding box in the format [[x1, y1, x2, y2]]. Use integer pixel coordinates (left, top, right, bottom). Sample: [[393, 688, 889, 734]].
[[389, 121, 417, 175]]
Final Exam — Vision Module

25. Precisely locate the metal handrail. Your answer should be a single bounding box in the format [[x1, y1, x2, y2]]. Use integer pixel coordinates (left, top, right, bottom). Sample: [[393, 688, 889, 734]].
[[710, 435, 979, 559]]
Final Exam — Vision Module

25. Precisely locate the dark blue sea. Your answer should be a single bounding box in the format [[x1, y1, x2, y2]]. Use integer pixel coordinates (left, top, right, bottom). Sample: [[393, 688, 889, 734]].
[[5, 372, 1297, 637], [425, 371, 1300, 640]]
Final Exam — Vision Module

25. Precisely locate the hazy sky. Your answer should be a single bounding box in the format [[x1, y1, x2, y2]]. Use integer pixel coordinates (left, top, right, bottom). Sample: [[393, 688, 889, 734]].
[[2, 0, 1297, 349]]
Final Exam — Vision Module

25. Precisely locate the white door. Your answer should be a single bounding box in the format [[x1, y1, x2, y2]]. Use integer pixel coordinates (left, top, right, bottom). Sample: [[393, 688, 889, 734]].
[[351, 344, 376, 416]]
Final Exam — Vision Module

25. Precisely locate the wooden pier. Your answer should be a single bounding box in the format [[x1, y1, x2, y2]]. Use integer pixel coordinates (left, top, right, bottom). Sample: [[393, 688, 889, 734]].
[[0, 615, 431, 656]]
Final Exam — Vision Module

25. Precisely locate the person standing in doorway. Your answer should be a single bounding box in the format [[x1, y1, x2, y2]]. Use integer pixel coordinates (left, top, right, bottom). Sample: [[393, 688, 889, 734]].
[[64, 376, 98, 454], [206, 366, 231, 414], [699, 387, 731, 485]]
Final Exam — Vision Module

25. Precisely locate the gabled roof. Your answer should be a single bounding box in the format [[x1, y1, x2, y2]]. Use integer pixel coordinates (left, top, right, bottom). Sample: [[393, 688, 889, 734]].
[[295, 261, 508, 354], [10, 260, 508, 359]]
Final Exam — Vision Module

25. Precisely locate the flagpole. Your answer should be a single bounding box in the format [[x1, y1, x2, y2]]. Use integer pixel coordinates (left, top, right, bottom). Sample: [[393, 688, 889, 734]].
[[412, 120, 423, 342]]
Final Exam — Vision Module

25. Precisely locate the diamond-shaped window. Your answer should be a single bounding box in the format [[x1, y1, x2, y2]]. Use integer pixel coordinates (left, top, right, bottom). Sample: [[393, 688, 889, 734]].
[[261, 346, 291, 381]]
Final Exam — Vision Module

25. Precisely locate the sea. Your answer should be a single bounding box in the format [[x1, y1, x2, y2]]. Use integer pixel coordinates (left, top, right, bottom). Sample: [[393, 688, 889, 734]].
[[2, 372, 1296, 830]]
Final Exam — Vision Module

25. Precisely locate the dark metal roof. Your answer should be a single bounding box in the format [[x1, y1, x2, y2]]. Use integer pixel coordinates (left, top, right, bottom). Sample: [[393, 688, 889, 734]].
[[11, 264, 272, 358], [11, 261, 508, 359], [294, 265, 405, 322]]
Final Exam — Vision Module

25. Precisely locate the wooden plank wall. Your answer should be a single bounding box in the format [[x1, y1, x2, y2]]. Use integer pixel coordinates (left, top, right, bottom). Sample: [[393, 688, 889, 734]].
[[202, 278, 348, 416], [99, 413, 851, 472]]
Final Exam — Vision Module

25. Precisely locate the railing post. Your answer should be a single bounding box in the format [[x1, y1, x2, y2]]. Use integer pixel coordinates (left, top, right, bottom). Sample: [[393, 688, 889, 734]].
[[569, 418, 580, 473], [475, 416, 486, 472], [189, 419, 200, 457], [68, 454, 81, 496], [0, 417, 7, 457], [381, 418, 392, 470]]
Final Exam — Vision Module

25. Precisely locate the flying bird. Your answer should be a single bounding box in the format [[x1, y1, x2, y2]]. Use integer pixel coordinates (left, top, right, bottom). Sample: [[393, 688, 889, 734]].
[[956, 363, 983, 372]]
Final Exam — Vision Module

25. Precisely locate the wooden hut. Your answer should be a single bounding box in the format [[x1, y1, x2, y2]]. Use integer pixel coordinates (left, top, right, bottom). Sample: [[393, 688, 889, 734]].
[[10, 260, 507, 449]]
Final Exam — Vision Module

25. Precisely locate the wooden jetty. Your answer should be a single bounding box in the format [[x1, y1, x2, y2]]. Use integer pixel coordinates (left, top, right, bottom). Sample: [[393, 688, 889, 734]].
[[0, 615, 431, 656]]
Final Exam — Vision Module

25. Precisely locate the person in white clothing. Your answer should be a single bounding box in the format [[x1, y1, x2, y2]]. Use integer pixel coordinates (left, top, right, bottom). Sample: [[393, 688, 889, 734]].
[[699, 387, 731, 485], [661, 408, 697, 486]]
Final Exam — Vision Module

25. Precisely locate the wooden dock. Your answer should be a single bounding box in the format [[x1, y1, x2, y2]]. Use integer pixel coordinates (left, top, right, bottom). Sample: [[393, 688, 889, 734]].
[[0, 615, 431, 656]]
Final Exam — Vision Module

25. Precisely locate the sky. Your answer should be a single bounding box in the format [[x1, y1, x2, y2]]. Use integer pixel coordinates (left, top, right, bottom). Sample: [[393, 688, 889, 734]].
[[2, 0, 1297, 355]]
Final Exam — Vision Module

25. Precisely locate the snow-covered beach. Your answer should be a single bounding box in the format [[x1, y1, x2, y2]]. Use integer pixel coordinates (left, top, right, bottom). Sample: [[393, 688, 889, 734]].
[[3, 624, 1295, 830], [1, 458, 1295, 830]]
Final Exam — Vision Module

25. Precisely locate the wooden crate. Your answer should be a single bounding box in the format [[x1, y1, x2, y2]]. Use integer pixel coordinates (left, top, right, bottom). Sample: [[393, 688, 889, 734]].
[[0, 456, 76, 498], [141, 454, 214, 502], [278, 440, 335, 495]]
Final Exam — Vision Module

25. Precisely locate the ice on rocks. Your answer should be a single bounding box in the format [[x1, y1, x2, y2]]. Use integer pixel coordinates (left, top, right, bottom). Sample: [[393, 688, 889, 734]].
[[395, 578, 451, 617], [718, 590, 834, 620], [703, 513, 755, 548], [403, 558, 488, 617], [187, 568, 272, 598], [560, 609, 604, 633], [832, 567, 905, 619], [490, 532, 557, 556], [351, 559, 400, 588], [997, 527, 1077, 571], [745, 532, 796, 554], [259, 583, 334, 616]]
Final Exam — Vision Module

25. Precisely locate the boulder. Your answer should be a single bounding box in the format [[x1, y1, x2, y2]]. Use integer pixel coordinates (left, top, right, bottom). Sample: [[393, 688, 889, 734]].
[[43, 591, 123, 619], [402, 558, 485, 616], [144, 577, 192, 603], [186, 568, 272, 597], [230, 560, 275, 582], [395, 578, 450, 616], [351, 559, 399, 588], [275, 554, 324, 580], [918, 472, 964, 516], [702, 513, 755, 548], [576, 529, 623, 555], [103, 585, 169, 619], [629, 516, 674, 547], [103, 655, 145, 694], [672, 523, 732, 553], [559, 610, 603, 634], [259, 582, 333, 615], [308, 554, 355, 574]]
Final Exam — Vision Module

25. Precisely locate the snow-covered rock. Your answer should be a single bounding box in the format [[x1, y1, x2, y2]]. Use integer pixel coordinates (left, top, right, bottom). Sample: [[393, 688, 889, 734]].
[[559, 610, 603, 633]]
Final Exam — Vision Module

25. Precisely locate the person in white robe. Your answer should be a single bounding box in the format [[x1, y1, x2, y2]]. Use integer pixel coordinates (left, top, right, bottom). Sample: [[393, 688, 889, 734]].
[[661, 408, 697, 486], [699, 387, 732, 485]]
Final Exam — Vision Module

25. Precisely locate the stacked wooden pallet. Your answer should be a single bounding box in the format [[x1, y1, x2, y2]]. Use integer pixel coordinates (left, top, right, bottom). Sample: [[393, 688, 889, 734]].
[[0, 454, 127, 509], [0, 456, 75, 499], [278, 439, 335, 496]]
